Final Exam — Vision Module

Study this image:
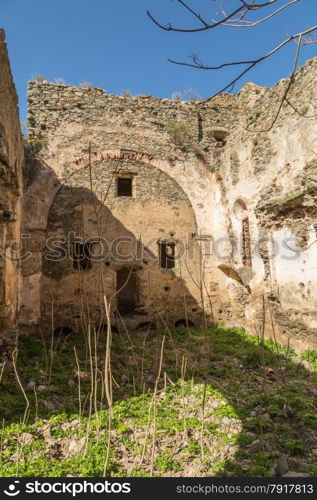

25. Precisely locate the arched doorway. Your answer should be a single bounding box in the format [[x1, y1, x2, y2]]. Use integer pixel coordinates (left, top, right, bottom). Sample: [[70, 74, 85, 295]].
[[116, 268, 138, 315]]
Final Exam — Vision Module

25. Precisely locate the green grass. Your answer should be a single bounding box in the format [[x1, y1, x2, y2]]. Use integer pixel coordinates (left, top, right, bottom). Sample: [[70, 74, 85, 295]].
[[0, 324, 316, 477]]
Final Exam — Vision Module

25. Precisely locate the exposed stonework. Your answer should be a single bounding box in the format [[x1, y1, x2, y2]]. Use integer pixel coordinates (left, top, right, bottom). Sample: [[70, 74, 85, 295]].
[[212, 58, 317, 352], [22, 82, 237, 332], [1, 27, 316, 353], [0, 29, 23, 350], [21, 57, 317, 351]]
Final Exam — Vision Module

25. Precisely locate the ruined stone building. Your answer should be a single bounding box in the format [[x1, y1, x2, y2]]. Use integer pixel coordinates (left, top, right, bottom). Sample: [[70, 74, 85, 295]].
[[1, 29, 317, 352], [0, 30, 23, 347]]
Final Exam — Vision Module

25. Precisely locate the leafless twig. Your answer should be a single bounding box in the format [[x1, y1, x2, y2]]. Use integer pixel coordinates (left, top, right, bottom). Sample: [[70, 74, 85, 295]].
[[148, 0, 316, 123]]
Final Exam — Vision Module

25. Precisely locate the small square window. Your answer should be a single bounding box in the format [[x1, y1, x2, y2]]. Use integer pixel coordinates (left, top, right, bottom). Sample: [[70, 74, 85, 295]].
[[117, 177, 133, 197]]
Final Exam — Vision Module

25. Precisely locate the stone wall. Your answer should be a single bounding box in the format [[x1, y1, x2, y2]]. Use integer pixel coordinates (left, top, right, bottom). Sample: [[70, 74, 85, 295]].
[[24, 85, 233, 329], [0, 29, 23, 348], [24, 57, 317, 351], [26, 81, 236, 234], [210, 58, 317, 352], [28, 159, 202, 330]]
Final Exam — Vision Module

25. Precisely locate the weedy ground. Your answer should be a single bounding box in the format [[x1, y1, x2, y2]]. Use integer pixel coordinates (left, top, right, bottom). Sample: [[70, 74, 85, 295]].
[[0, 324, 316, 477]]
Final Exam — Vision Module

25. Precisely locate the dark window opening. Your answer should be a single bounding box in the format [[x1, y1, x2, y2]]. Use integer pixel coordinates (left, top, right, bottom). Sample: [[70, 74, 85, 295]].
[[159, 242, 175, 270], [117, 177, 133, 197], [3, 211, 11, 221], [73, 242, 92, 270], [242, 218, 252, 267]]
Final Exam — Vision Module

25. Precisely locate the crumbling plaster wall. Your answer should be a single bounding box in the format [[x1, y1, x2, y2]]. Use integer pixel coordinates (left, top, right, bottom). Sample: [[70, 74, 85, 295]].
[[38, 162, 201, 330], [24, 58, 317, 350], [24, 85, 234, 328], [211, 58, 317, 351], [26, 81, 235, 234], [0, 29, 23, 342]]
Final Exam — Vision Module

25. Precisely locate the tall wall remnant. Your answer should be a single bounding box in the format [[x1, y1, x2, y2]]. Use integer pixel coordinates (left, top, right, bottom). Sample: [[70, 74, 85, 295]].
[[0, 29, 23, 347], [23, 85, 228, 330], [23, 57, 317, 351], [1, 26, 316, 353]]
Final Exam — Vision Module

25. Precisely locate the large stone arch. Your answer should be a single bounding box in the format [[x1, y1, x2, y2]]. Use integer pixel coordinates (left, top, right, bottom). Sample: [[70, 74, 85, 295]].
[[24, 151, 206, 325], [66, 148, 212, 233]]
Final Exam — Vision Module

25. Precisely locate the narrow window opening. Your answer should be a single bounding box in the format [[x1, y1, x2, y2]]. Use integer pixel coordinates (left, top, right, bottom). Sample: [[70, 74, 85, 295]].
[[242, 218, 252, 267], [73, 242, 92, 270], [117, 177, 133, 197], [159, 241, 175, 270]]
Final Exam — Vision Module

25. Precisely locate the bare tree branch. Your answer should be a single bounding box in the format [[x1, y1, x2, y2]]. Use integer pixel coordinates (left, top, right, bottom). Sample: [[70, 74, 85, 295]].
[[244, 32, 302, 132], [218, 0, 300, 28], [148, 0, 316, 125], [147, 0, 287, 34], [147, 1, 247, 33]]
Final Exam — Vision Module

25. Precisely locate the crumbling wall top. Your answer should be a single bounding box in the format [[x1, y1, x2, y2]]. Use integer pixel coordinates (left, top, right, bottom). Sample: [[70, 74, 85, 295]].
[[27, 80, 237, 141]]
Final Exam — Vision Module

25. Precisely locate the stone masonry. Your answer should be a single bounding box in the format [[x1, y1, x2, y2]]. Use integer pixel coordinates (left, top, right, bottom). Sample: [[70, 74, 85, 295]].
[[0, 29, 23, 352], [1, 27, 317, 352]]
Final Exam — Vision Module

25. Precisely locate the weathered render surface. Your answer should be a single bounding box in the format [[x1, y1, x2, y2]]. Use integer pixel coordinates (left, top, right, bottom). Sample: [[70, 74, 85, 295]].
[[210, 59, 317, 352], [23, 86, 231, 329], [23, 58, 317, 351], [0, 29, 23, 346]]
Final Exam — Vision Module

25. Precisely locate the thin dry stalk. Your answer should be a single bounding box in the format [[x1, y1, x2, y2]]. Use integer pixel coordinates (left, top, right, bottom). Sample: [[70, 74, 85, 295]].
[[198, 246, 208, 332], [48, 297, 56, 385], [118, 328, 131, 385], [103, 409, 112, 476], [39, 328, 49, 384], [0, 362, 5, 383], [258, 293, 266, 366], [93, 327, 99, 415], [33, 387, 39, 422], [138, 399, 154, 468], [73, 346, 82, 419], [117, 311, 139, 379], [150, 334, 166, 476], [179, 265, 192, 337], [103, 295, 113, 409], [12, 349, 30, 425], [200, 383, 207, 459], [87, 323, 94, 423], [155, 311, 178, 372], [180, 354, 188, 435], [269, 305, 286, 382], [0, 419, 5, 469], [103, 294, 114, 477], [140, 324, 151, 392]]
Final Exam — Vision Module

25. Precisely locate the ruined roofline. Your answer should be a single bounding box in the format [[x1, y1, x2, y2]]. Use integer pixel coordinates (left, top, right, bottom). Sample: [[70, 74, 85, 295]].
[[27, 55, 317, 107], [27, 79, 236, 108]]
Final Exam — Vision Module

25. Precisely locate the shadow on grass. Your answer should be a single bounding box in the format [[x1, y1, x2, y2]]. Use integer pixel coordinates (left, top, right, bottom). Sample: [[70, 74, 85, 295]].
[[0, 324, 317, 477]]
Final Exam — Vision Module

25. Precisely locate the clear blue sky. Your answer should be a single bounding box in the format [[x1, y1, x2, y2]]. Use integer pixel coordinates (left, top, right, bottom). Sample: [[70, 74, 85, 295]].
[[1, 0, 316, 121]]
